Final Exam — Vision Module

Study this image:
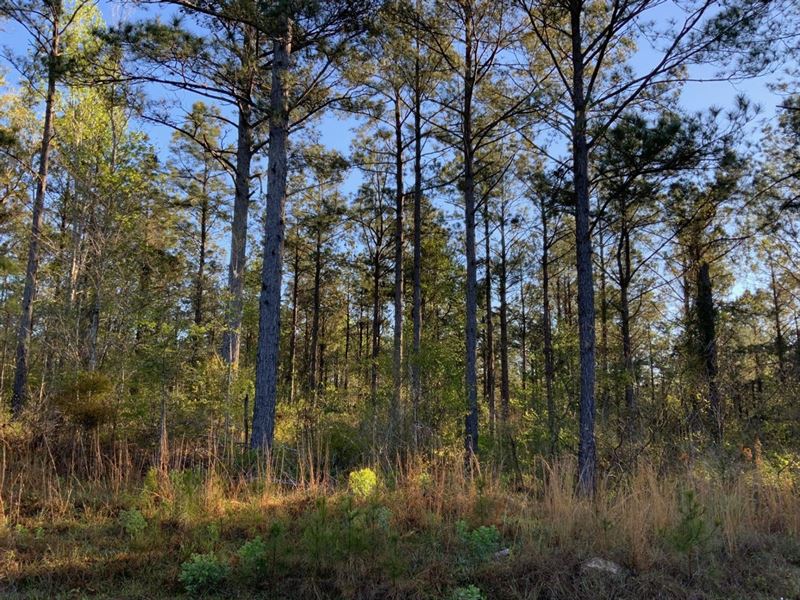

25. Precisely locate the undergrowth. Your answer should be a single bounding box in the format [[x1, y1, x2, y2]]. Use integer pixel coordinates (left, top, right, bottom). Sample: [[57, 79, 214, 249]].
[[0, 434, 799, 599]]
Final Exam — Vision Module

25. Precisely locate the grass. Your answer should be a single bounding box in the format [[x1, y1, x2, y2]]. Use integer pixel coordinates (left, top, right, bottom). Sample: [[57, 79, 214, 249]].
[[0, 433, 799, 599]]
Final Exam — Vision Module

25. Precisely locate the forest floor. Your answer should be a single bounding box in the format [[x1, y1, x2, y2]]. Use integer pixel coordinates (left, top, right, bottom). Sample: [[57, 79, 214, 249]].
[[1, 444, 799, 599]]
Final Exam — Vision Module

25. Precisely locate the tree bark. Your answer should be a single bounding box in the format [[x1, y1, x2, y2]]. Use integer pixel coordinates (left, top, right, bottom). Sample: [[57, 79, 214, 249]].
[[221, 98, 254, 367], [463, 4, 479, 457], [12, 7, 60, 416], [598, 220, 610, 418], [482, 201, 495, 436], [616, 203, 636, 440], [520, 284, 527, 393], [308, 228, 322, 396], [286, 243, 300, 402], [571, 4, 597, 494], [391, 90, 404, 436], [252, 22, 291, 450], [194, 187, 209, 328], [411, 50, 423, 446], [770, 265, 786, 382], [696, 261, 721, 442], [498, 205, 510, 425], [371, 247, 381, 407], [540, 196, 557, 457], [343, 295, 350, 391]]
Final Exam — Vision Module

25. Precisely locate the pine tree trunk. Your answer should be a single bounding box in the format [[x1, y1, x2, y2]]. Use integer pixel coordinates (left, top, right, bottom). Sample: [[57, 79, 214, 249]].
[[520, 284, 527, 393], [616, 207, 636, 440], [308, 229, 322, 395], [411, 56, 423, 447], [482, 202, 495, 436], [194, 195, 209, 328], [391, 91, 404, 437], [571, 5, 597, 494], [12, 8, 60, 416], [286, 243, 300, 402], [343, 296, 350, 391], [540, 197, 557, 457], [222, 100, 254, 367], [371, 248, 381, 407], [770, 265, 786, 382], [252, 23, 292, 450], [696, 261, 721, 442], [463, 8, 479, 457], [498, 208, 510, 425], [598, 221, 610, 418]]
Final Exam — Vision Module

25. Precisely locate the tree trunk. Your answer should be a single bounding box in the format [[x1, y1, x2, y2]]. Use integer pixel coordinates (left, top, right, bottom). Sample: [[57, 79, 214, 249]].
[[463, 6, 479, 457], [344, 295, 350, 391], [308, 228, 322, 396], [520, 284, 527, 393], [371, 248, 381, 407], [498, 206, 510, 425], [286, 243, 300, 402], [411, 52, 423, 446], [391, 91, 404, 437], [598, 221, 610, 418], [770, 265, 786, 382], [616, 206, 636, 440], [86, 288, 100, 371], [222, 99, 254, 367], [252, 23, 291, 450], [12, 9, 60, 416], [696, 261, 721, 442], [482, 202, 495, 436], [571, 5, 596, 494], [194, 194, 209, 328], [540, 196, 557, 457]]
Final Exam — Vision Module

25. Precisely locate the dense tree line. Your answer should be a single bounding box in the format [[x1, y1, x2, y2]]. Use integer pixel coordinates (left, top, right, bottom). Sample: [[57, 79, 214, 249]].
[[0, 0, 798, 490]]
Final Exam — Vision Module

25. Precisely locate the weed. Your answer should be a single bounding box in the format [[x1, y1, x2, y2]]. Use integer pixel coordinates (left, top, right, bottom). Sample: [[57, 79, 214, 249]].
[[451, 584, 486, 600], [119, 508, 147, 539], [178, 552, 229, 596], [456, 519, 502, 567], [237, 536, 268, 578], [348, 467, 378, 500]]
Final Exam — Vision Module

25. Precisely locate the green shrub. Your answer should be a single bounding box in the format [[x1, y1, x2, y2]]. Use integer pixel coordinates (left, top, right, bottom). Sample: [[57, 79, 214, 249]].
[[348, 467, 378, 500], [663, 490, 710, 555], [54, 371, 114, 429], [451, 584, 486, 600], [455, 520, 501, 565], [119, 508, 147, 539], [662, 489, 715, 577], [179, 552, 229, 596], [237, 536, 268, 577], [302, 497, 334, 570]]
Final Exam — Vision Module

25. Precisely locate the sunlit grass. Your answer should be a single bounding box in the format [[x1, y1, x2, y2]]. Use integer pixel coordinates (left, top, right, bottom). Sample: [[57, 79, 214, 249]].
[[0, 433, 799, 598]]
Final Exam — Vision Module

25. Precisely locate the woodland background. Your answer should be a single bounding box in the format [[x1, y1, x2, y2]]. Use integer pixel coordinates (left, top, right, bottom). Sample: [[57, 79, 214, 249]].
[[1, 1, 800, 598]]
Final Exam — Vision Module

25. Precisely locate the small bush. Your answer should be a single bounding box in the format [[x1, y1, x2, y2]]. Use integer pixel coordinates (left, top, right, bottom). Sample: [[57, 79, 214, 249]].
[[237, 536, 268, 577], [456, 520, 501, 565], [54, 371, 114, 429], [663, 490, 710, 555], [179, 552, 229, 596], [348, 467, 378, 500], [119, 508, 147, 539], [451, 584, 486, 600]]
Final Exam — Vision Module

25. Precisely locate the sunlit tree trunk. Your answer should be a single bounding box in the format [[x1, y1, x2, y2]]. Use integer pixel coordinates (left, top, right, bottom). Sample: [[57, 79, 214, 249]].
[[12, 5, 60, 416], [252, 22, 292, 450], [391, 90, 404, 437]]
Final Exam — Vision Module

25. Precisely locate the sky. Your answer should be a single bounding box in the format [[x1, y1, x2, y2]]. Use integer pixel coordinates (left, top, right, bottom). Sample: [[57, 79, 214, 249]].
[[0, 0, 790, 303], [1, 0, 787, 171]]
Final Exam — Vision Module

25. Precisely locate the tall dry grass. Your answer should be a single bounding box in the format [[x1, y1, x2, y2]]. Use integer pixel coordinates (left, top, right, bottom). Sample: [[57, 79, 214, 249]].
[[1, 426, 798, 571]]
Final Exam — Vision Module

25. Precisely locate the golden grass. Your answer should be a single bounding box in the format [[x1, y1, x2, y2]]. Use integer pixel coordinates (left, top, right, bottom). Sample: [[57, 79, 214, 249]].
[[0, 429, 799, 598]]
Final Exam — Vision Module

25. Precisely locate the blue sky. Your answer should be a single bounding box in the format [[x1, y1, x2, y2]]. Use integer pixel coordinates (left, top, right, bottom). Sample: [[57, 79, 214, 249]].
[[1, 0, 786, 172], [0, 0, 788, 305]]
